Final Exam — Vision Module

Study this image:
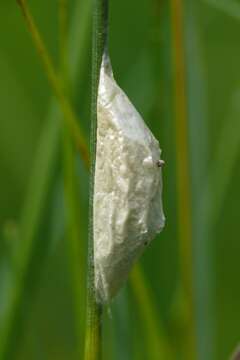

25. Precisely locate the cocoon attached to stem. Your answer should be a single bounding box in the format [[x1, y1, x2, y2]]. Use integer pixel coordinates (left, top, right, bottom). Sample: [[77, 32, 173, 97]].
[[94, 52, 165, 303]]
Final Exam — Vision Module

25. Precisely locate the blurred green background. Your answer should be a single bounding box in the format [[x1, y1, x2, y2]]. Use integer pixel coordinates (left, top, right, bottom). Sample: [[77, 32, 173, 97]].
[[0, 0, 240, 359]]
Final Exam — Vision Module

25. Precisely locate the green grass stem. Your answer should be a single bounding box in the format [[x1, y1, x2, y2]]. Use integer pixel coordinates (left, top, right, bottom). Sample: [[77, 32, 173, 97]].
[[130, 265, 174, 360], [17, 0, 89, 167], [0, 1, 92, 359], [58, 0, 87, 357], [170, 0, 197, 358], [84, 0, 108, 359]]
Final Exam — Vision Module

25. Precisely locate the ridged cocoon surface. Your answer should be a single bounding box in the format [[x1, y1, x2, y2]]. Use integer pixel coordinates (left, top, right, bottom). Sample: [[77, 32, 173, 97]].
[[94, 54, 165, 303]]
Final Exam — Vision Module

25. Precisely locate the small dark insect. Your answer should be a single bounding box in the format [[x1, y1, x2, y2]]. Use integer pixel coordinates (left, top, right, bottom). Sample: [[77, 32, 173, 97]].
[[157, 160, 165, 168]]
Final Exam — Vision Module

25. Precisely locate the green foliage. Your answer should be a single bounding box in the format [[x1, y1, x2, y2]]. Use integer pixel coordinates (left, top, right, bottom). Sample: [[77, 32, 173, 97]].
[[0, 0, 240, 359]]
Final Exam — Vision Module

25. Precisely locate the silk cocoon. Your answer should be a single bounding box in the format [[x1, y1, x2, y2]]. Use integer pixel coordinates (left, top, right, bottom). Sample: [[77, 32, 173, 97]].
[[94, 54, 165, 303]]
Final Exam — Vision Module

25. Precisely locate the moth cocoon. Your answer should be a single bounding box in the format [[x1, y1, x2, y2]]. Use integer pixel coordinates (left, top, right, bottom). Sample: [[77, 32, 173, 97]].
[[94, 54, 165, 303]]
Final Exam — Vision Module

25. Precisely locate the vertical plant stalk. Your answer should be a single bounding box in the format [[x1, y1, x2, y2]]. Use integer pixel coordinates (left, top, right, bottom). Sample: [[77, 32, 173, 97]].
[[84, 0, 108, 359], [16, 0, 89, 167], [170, 0, 197, 358], [58, 0, 86, 356]]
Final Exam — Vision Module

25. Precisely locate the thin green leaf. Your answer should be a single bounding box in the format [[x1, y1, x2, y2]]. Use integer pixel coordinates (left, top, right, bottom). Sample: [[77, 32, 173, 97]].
[[84, 0, 108, 358], [17, 0, 89, 166], [203, 0, 240, 20], [203, 90, 240, 225], [130, 265, 174, 360], [184, 1, 214, 359], [170, 0, 197, 358], [0, 0, 91, 358], [59, 0, 88, 356]]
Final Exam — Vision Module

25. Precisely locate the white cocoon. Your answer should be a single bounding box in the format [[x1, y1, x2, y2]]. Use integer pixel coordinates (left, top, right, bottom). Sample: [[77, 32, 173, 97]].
[[94, 54, 165, 303]]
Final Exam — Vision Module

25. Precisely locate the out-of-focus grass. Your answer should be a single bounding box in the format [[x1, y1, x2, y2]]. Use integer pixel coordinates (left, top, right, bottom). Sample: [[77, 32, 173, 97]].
[[204, 0, 240, 20], [59, 0, 87, 356], [1, 0, 240, 359], [170, 0, 197, 358], [0, 0, 91, 358]]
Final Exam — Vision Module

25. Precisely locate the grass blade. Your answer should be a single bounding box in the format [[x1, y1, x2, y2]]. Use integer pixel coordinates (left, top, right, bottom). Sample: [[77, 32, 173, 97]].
[[16, 0, 89, 166], [84, 0, 108, 358], [58, 0, 87, 356], [130, 265, 174, 360], [0, 1, 91, 358], [205, 92, 240, 225], [170, 0, 197, 358], [184, 2, 214, 359], [203, 0, 240, 20]]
